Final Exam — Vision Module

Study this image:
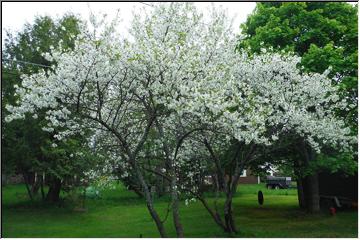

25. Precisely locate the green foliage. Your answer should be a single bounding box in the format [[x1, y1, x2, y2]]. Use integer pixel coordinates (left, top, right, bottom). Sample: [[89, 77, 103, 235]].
[[306, 152, 357, 176], [39, 137, 100, 187], [238, 2, 358, 133], [2, 14, 86, 183], [238, 2, 358, 176], [3, 14, 80, 72], [302, 42, 358, 131]]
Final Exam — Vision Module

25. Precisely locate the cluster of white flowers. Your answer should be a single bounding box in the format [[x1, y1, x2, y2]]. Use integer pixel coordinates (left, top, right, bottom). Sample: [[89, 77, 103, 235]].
[[5, 3, 355, 189]]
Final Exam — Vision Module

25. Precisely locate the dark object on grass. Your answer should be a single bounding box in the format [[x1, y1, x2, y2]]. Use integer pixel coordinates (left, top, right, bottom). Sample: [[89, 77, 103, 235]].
[[266, 176, 292, 189], [258, 190, 264, 205]]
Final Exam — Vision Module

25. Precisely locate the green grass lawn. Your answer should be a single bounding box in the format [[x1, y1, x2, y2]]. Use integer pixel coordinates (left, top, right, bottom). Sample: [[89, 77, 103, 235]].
[[2, 183, 357, 237]]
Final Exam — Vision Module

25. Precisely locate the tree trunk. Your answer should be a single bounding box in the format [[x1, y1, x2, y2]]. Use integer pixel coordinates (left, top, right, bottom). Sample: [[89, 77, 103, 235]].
[[222, 145, 249, 234], [46, 178, 62, 202], [194, 170, 227, 231], [40, 176, 45, 201], [31, 172, 41, 196], [134, 164, 167, 238], [223, 174, 240, 234], [296, 178, 306, 209], [197, 196, 227, 231], [223, 167, 241, 234], [301, 140, 320, 213], [171, 179, 184, 237], [294, 157, 306, 209], [202, 140, 250, 235], [22, 172, 34, 201], [304, 173, 320, 213], [224, 198, 236, 234], [154, 120, 184, 237], [204, 139, 226, 191]]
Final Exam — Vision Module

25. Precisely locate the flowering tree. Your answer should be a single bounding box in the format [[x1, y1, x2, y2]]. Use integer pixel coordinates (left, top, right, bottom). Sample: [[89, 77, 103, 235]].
[[5, 3, 237, 237], [172, 51, 355, 232], [5, 2, 355, 236]]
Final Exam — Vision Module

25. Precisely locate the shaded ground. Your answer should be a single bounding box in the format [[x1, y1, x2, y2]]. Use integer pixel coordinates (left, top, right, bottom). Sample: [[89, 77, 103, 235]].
[[2, 183, 357, 237]]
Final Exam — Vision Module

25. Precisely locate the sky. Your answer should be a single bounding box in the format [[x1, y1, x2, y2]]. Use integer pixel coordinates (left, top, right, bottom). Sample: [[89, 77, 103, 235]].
[[2, 2, 257, 43]]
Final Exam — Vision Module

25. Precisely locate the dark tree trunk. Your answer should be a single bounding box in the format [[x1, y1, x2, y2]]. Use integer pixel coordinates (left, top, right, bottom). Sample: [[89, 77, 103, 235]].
[[22, 172, 34, 201], [171, 179, 184, 237], [294, 157, 306, 209], [222, 144, 252, 234], [223, 173, 241, 234], [224, 198, 236, 234], [304, 173, 320, 213], [192, 163, 227, 232], [201, 140, 253, 235], [172, 193, 184, 237], [301, 140, 320, 213], [134, 164, 167, 238], [154, 120, 184, 237], [296, 178, 306, 209], [40, 176, 45, 201], [46, 178, 62, 202]]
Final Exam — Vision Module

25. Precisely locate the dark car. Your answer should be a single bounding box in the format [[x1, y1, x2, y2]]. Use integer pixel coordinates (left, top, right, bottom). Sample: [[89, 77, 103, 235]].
[[266, 176, 292, 189]]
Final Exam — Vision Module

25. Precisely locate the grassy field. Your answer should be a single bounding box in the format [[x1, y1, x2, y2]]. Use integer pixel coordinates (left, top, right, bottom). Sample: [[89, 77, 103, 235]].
[[2, 182, 357, 237]]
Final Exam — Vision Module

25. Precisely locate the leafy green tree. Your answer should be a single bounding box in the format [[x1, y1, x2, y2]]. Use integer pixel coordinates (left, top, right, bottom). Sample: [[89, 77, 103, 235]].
[[238, 2, 357, 212], [239, 2, 357, 132], [2, 14, 89, 202]]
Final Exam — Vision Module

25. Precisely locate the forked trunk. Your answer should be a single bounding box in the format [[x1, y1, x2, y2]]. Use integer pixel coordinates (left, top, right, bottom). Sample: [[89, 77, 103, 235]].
[[201, 140, 252, 235], [154, 120, 184, 237], [224, 198, 237, 234], [223, 174, 241, 234], [22, 172, 34, 201]]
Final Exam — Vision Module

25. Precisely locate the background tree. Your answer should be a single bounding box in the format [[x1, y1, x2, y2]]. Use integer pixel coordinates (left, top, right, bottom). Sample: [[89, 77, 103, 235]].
[[238, 2, 357, 132], [238, 2, 358, 212], [1, 13, 93, 202]]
